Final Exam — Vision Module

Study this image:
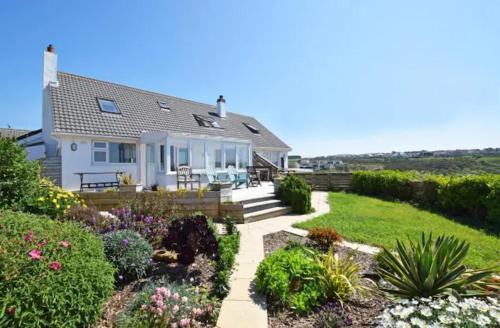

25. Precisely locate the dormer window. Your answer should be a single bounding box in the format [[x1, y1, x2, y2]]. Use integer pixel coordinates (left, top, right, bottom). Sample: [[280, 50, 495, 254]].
[[158, 101, 170, 111], [243, 122, 259, 134], [193, 114, 222, 129], [97, 98, 120, 114]]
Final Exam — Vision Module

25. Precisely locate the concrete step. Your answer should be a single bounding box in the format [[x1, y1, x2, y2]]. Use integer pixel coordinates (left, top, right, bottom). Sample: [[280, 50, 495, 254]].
[[240, 195, 276, 205], [243, 199, 283, 214], [244, 206, 292, 223]]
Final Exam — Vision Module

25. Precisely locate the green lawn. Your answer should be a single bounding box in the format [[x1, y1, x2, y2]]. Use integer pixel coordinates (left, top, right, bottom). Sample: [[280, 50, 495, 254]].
[[294, 192, 500, 268]]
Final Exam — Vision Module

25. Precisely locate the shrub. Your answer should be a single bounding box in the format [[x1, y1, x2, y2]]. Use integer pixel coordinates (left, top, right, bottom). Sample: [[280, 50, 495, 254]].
[[307, 227, 342, 252], [315, 248, 370, 304], [0, 137, 39, 210], [126, 190, 180, 221], [25, 178, 82, 218], [0, 210, 115, 327], [102, 230, 153, 282], [277, 175, 312, 214], [213, 232, 240, 298], [351, 170, 417, 201], [162, 215, 218, 265], [377, 296, 499, 327], [63, 203, 110, 230], [351, 170, 500, 223], [223, 216, 237, 235], [255, 246, 324, 314], [376, 233, 495, 298], [118, 279, 219, 328], [314, 301, 352, 328], [109, 207, 169, 248]]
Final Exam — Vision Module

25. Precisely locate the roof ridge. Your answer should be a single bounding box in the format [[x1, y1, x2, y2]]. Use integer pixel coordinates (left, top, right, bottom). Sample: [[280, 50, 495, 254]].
[[57, 71, 220, 110]]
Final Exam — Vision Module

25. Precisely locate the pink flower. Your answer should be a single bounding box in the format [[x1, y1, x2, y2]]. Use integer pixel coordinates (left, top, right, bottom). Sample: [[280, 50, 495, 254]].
[[173, 292, 180, 301], [59, 240, 70, 248], [181, 296, 188, 303], [179, 318, 190, 327], [49, 261, 62, 271], [28, 249, 41, 260], [173, 305, 180, 313], [192, 307, 203, 317], [24, 230, 34, 242], [141, 304, 147, 311]]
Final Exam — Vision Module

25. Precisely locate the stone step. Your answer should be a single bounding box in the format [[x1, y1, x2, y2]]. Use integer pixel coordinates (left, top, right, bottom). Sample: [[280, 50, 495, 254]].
[[240, 195, 276, 205], [243, 199, 283, 214], [243, 206, 292, 223]]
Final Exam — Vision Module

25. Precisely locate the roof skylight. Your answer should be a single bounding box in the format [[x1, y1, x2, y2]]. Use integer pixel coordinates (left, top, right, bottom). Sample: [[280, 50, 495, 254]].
[[97, 98, 120, 114], [243, 122, 260, 134], [158, 101, 170, 111], [193, 114, 223, 129]]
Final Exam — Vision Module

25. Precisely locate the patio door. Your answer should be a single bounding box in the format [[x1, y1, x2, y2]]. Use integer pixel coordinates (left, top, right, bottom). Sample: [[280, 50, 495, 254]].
[[146, 144, 156, 187]]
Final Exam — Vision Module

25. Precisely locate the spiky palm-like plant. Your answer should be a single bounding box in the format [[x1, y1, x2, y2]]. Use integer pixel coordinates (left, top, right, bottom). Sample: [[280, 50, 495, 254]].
[[377, 233, 496, 298]]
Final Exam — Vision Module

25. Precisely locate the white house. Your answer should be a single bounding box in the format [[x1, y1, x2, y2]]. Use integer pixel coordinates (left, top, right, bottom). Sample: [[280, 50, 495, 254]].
[[24, 45, 291, 191]]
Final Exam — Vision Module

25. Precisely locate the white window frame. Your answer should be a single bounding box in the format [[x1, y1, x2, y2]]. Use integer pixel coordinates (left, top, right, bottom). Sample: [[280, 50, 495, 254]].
[[91, 140, 137, 165]]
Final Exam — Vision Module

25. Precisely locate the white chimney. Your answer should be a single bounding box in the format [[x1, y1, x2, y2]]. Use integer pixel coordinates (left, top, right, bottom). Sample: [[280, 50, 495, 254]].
[[43, 44, 58, 88], [216, 95, 226, 118]]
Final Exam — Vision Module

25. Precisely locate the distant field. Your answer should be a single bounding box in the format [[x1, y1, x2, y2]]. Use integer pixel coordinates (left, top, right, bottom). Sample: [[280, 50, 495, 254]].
[[326, 155, 500, 174]]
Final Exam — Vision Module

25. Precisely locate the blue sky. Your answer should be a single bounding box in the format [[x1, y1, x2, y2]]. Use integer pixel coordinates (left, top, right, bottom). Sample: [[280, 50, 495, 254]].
[[1, 1, 499, 156]]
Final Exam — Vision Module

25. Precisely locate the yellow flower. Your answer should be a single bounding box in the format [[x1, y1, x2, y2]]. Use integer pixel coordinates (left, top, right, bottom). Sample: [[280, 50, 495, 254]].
[[37, 197, 45, 202], [83, 204, 88, 209], [66, 205, 71, 209], [55, 204, 60, 209], [52, 199, 57, 203]]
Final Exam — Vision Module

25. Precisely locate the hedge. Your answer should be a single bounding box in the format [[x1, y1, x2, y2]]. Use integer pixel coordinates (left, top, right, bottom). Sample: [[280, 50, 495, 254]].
[[351, 170, 500, 223], [277, 175, 312, 214]]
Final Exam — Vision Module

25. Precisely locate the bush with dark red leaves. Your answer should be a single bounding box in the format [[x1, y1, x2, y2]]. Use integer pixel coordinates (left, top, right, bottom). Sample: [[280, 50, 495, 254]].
[[162, 215, 218, 264]]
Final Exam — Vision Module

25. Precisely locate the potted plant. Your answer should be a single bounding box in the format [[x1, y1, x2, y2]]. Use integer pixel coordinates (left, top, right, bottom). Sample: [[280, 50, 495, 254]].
[[119, 174, 140, 192]]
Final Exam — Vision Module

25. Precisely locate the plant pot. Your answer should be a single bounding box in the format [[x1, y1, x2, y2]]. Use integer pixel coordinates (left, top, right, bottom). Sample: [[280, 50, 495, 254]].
[[119, 184, 140, 192], [208, 181, 233, 191]]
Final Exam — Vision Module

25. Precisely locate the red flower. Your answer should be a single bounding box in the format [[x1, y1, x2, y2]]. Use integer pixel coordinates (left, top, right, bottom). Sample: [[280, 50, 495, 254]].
[[59, 240, 70, 248], [49, 261, 62, 271], [28, 249, 42, 260], [24, 230, 34, 242]]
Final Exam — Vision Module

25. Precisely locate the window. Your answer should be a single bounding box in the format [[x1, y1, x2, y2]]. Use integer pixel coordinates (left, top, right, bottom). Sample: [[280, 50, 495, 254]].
[[158, 101, 170, 111], [160, 145, 165, 171], [109, 143, 136, 163], [243, 122, 259, 134], [191, 142, 205, 169], [193, 114, 222, 129], [170, 146, 176, 171], [225, 144, 236, 168], [97, 98, 120, 114], [170, 144, 189, 171], [179, 148, 189, 166], [92, 141, 136, 164], [207, 142, 222, 170], [238, 146, 249, 169], [93, 142, 107, 162]]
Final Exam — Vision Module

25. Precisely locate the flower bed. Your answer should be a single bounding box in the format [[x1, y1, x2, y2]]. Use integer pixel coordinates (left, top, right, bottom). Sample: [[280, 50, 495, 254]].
[[261, 231, 391, 327]]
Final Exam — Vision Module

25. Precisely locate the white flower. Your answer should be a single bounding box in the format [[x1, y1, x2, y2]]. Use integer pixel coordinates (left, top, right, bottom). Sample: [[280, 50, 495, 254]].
[[410, 317, 426, 327], [447, 295, 458, 303], [400, 306, 415, 319], [445, 305, 459, 313], [412, 299, 420, 305], [489, 308, 500, 321], [395, 321, 411, 328], [476, 302, 490, 313], [438, 315, 453, 324], [472, 314, 491, 326], [420, 297, 432, 303], [486, 297, 497, 306], [419, 306, 433, 317]]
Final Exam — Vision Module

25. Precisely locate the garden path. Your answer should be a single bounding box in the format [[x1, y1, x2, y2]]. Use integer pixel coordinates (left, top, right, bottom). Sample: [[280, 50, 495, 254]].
[[216, 191, 380, 328]]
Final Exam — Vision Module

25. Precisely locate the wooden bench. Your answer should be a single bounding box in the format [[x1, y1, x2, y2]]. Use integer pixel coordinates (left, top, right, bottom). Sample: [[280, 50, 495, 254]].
[[74, 171, 124, 192]]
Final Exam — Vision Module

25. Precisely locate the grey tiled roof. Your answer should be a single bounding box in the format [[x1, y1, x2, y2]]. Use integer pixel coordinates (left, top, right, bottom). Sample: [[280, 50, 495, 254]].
[[50, 72, 291, 151]]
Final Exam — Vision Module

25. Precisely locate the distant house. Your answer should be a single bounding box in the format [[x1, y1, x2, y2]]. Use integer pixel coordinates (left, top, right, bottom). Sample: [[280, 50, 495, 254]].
[[0, 128, 30, 139], [23, 45, 291, 190]]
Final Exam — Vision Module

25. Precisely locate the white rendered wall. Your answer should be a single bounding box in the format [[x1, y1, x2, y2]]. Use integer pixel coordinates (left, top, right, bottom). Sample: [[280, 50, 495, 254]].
[[60, 137, 139, 191], [26, 145, 46, 161]]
